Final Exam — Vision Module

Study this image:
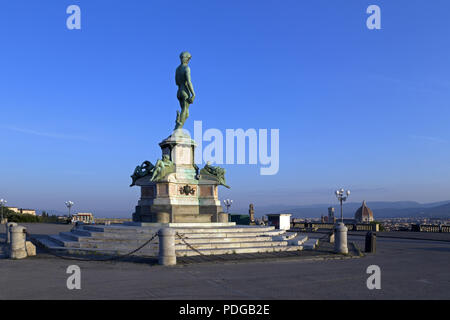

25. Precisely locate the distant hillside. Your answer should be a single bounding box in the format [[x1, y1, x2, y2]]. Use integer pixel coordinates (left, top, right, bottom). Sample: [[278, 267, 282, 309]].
[[413, 203, 450, 217], [254, 200, 450, 219]]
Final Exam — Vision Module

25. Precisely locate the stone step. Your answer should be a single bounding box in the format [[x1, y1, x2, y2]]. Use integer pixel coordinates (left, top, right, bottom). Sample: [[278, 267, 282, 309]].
[[37, 240, 303, 258], [82, 225, 159, 233], [174, 230, 285, 238], [71, 239, 289, 251], [81, 225, 276, 234], [37, 236, 67, 249], [76, 242, 159, 252], [174, 236, 275, 244], [37, 237, 134, 256], [59, 232, 281, 247], [71, 229, 92, 236], [303, 238, 320, 250], [175, 240, 289, 250], [60, 233, 156, 243], [35, 223, 318, 259], [51, 233, 292, 251], [173, 214, 213, 223], [126, 222, 236, 228], [70, 228, 283, 241], [176, 245, 303, 257], [48, 234, 79, 247], [173, 226, 276, 233], [37, 236, 309, 258], [271, 232, 298, 241], [62, 230, 284, 242], [52, 233, 156, 250], [59, 231, 87, 241], [46, 234, 158, 254], [287, 234, 309, 246]]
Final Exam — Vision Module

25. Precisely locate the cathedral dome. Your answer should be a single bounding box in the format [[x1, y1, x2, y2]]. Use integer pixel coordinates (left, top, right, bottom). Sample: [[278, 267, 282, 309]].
[[354, 200, 374, 223]]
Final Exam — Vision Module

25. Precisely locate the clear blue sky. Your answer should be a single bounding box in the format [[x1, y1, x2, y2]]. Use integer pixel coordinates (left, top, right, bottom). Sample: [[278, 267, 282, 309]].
[[1, 1, 449, 216]]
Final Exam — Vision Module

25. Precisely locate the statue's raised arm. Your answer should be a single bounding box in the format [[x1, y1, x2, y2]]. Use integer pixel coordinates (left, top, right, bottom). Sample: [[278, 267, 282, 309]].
[[174, 51, 195, 130]]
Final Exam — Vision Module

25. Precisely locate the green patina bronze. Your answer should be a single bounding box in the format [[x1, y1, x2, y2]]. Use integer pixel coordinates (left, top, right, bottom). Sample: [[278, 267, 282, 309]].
[[174, 51, 195, 130], [200, 162, 230, 189], [130, 155, 175, 186], [130, 161, 154, 186], [150, 154, 175, 182], [130, 52, 231, 190]]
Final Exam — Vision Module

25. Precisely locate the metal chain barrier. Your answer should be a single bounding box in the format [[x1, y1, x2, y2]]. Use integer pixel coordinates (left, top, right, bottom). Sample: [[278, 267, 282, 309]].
[[25, 230, 159, 262], [175, 232, 226, 261]]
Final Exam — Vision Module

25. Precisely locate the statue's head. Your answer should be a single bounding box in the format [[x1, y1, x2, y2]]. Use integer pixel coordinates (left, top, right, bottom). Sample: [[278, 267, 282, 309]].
[[179, 51, 192, 64], [162, 154, 170, 161]]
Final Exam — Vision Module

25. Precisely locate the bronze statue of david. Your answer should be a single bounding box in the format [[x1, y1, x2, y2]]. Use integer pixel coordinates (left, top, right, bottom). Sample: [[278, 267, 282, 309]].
[[174, 51, 196, 130]]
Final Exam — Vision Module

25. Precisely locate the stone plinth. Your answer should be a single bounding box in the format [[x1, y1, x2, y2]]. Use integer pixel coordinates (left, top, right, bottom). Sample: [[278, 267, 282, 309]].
[[6, 222, 18, 244], [132, 130, 224, 223], [158, 228, 176, 266], [266, 214, 292, 230], [10, 225, 27, 259], [334, 222, 348, 254]]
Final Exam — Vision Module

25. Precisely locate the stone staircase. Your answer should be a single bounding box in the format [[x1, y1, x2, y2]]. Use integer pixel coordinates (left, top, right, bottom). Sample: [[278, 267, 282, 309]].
[[36, 224, 319, 257]]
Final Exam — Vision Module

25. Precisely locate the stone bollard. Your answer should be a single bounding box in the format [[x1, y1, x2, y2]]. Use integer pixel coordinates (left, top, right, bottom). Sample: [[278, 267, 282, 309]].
[[218, 212, 229, 223], [156, 212, 170, 223], [6, 222, 18, 244], [10, 225, 28, 259], [329, 231, 335, 244], [158, 228, 176, 266], [334, 222, 348, 254], [25, 241, 37, 256], [365, 231, 376, 253], [212, 212, 228, 223]]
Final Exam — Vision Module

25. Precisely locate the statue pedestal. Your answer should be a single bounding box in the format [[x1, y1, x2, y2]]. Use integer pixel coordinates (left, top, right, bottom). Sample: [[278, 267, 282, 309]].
[[132, 130, 227, 223]]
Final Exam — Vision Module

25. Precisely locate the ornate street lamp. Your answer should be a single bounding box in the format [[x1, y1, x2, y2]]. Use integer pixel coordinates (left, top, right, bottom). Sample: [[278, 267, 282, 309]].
[[65, 201, 74, 218], [223, 199, 233, 213], [0, 199, 7, 223], [335, 188, 350, 223], [333, 188, 350, 254]]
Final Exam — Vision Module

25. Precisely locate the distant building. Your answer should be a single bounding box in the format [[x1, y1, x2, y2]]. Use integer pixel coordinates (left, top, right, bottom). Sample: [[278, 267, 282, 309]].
[[327, 207, 335, 223], [20, 209, 36, 215], [322, 207, 336, 223], [354, 201, 374, 223], [71, 212, 94, 224], [7, 207, 20, 213], [6, 207, 36, 216]]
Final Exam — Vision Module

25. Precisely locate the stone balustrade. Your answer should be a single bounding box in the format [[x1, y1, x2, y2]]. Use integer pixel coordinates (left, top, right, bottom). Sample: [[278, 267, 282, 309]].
[[291, 221, 378, 232], [412, 224, 450, 233]]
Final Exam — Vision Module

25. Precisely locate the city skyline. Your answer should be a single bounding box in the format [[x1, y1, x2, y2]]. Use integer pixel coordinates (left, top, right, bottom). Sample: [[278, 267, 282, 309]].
[[1, 1, 450, 217]]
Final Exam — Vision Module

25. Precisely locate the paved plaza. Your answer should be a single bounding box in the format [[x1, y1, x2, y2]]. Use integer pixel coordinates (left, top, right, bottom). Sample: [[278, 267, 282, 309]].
[[1, 223, 450, 299]]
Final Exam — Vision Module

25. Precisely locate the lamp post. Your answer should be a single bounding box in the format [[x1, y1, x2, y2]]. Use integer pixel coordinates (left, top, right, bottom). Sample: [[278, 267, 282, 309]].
[[223, 199, 233, 213], [65, 201, 74, 221], [333, 188, 350, 254], [335, 188, 350, 223], [0, 199, 6, 223]]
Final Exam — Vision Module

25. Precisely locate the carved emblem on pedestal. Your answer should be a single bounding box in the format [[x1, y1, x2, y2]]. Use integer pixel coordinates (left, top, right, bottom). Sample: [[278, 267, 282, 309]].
[[179, 185, 196, 195]]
